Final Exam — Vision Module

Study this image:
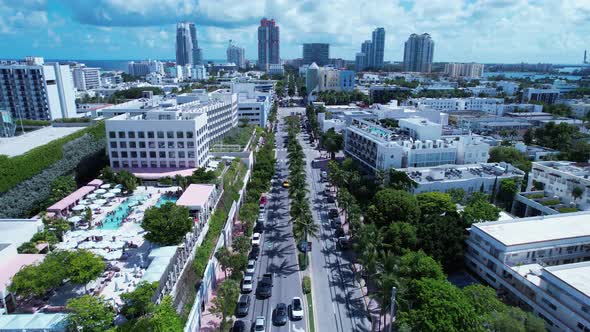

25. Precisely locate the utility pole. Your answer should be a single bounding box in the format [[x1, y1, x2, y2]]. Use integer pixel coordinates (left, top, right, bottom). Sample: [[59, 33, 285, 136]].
[[388, 287, 396, 332]]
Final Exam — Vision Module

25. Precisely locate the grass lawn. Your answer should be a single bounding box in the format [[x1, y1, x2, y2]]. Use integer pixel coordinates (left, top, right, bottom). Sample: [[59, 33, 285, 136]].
[[306, 292, 315, 332], [221, 125, 255, 147]]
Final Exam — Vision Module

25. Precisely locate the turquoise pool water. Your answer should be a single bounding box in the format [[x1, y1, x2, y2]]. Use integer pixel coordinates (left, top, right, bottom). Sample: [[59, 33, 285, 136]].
[[98, 196, 145, 230], [155, 194, 178, 207]]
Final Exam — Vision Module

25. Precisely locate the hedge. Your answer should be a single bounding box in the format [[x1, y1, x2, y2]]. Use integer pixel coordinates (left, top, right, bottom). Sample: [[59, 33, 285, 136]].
[[541, 199, 561, 206], [16, 119, 51, 126], [0, 121, 105, 193], [53, 118, 92, 123], [298, 253, 308, 271], [302, 276, 311, 294], [558, 207, 578, 213]]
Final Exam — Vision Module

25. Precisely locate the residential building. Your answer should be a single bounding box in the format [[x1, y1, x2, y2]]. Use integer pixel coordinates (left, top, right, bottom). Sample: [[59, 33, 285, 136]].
[[465, 212, 590, 332], [303, 43, 329, 66], [360, 40, 373, 70], [0, 57, 77, 121], [403, 33, 435, 72], [306, 63, 355, 100], [72, 65, 101, 90], [268, 64, 284, 76], [527, 161, 590, 211], [444, 63, 485, 78], [522, 88, 560, 105], [344, 117, 490, 171], [406, 97, 503, 112], [371, 100, 449, 125], [563, 99, 590, 118], [231, 82, 271, 126], [371, 27, 385, 69], [190, 65, 208, 81], [355, 53, 367, 72], [189, 22, 203, 65], [257, 18, 280, 72], [481, 103, 543, 116], [227, 40, 246, 69], [552, 79, 578, 94], [128, 61, 150, 77], [495, 81, 520, 96], [402, 162, 525, 195], [176, 22, 194, 66], [467, 85, 499, 97]]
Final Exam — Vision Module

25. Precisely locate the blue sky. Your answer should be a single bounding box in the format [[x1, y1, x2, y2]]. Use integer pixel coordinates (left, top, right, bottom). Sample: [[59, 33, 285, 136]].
[[0, 0, 589, 63]]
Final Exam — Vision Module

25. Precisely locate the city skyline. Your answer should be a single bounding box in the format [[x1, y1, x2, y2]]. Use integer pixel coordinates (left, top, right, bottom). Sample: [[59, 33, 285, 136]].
[[0, 1, 589, 64]]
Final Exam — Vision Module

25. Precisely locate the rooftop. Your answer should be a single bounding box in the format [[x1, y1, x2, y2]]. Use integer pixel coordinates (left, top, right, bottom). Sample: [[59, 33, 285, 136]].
[[0, 313, 66, 331], [534, 161, 590, 179], [544, 261, 590, 299], [0, 126, 86, 157], [0, 219, 43, 247], [176, 184, 216, 208], [472, 211, 590, 247], [0, 254, 45, 293], [403, 162, 523, 184]]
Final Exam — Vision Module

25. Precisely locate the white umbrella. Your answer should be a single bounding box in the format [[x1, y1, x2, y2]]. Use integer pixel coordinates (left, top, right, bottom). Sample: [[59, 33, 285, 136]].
[[78, 242, 95, 249], [109, 188, 122, 194], [94, 199, 107, 205], [103, 193, 116, 198], [79, 199, 90, 205], [72, 205, 86, 211], [94, 189, 107, 194], [128, 201, 139, 207], [89, 204, 101, 210], [114, 281, 119, 292], [114, 184, 123, 189], [100, 184, 112, 189], [68, 216, 82, 223], [86, 193, 98, 199]]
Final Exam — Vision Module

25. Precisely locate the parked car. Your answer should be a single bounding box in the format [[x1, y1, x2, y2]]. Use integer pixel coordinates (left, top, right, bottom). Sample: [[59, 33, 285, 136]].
[[257, 213, 265, 224], [290, 297, 304, 320], [253, 222, 264, 233], [326, 195, 336, 203], [246, 260, 256, 275], [272, 303, 288, 326], [256, 273, 273, 298], [232, 320, 246, 332], [248, 246, 260, 260], [235, 295, 250, 317], [330, 218, 340, 229], [241, 275, 253, 293], [328, 208, 339, 218], [337, 237, 352, 250], [282, 180, 290, 188], [252, 233, 262, 246], [253, 316, 266, 332]]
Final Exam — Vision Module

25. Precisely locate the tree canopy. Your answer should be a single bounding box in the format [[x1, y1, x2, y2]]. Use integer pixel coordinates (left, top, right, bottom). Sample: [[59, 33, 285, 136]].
[[142, 202, 192, 245], [367, 189, 420, 228], [488, 146, 531, 172], [66, 295, 115, 332]]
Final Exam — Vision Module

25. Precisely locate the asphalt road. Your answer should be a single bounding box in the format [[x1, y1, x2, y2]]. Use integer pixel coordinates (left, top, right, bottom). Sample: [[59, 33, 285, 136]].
[[236, 108, 306, 332], [283, 107, 372, 332]]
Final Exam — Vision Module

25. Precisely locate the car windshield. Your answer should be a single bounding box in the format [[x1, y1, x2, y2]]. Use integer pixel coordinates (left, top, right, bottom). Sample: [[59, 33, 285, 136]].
[[293, 299, 301, 309]]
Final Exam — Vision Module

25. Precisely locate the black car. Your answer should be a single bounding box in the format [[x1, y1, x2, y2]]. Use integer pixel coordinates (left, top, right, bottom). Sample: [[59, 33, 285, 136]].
[[328, 208, 339, 219], [256, 273, 273, 298], [253, 222, 264, 233], [248, 246, 260, 260], [272, 303, 288, 326], [232, 320, 246, 332], [335, 226, 345, 238], [235, 295, 250, 317], [337, 237, 352, 250], [326, 195, 336, 203], [330, 218, 340, 229]]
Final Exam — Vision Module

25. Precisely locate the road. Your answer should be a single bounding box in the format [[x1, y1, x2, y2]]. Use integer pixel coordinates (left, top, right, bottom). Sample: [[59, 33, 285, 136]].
[[237, 107, 306, 332], [284, 107, 372, 332]]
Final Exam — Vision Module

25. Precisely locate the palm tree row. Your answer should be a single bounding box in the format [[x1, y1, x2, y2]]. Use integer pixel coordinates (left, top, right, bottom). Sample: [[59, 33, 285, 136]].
[[284, 116, 318, 264]]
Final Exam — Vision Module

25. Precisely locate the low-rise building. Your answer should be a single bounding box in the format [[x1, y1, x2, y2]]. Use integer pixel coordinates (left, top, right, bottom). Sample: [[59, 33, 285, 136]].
[[522, 88, 560, 105], [406, 97, 503, 112], [306, 63, 355, 101], [465, 211, 590, 332], [527, 161, 590, 211], [371, 100, 449, 125], [231, 82, 271, 126]]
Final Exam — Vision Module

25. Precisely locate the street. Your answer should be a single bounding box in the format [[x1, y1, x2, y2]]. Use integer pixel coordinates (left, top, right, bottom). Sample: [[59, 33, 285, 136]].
[[238, 107, 306, 332], [284, 107, 372, 332]]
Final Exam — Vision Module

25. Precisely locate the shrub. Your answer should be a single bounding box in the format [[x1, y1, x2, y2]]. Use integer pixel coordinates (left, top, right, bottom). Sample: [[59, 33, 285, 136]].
[[558, 207, 578, 213], [298, 253, 308, 271], [541, 199, 561, 206], [53, 118, 92, 123], [302, 276, 311, 294]]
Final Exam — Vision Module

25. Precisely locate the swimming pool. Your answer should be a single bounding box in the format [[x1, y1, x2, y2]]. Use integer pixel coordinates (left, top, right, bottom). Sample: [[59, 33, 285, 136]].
[[155, 194, 178, 207], [98, 196, 145, 230]]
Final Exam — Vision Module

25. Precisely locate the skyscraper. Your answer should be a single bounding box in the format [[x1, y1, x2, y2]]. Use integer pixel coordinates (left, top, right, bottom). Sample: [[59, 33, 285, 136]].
[[189, 23, 203, 65], [371, 27, 385, 69], [227, 40, 246, 69], [302, 43, 330, 66], [403, 33, 435, 72], [360, 40, 373, 70], [176, 22, 193, 66], [257, 18, 280, 72]]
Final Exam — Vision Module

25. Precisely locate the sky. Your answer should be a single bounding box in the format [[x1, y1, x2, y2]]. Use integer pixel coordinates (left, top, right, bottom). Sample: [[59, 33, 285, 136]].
[[0, 0, 589, 64]]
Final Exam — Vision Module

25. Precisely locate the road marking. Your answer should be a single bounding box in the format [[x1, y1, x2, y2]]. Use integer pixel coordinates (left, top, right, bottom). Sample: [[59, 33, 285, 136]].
[[332, 302, 337, 314]]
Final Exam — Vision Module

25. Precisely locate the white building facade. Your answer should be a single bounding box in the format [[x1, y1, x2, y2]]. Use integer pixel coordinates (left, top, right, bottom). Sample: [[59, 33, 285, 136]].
[[527, 161, 590, 211], [406, 97, 503, 112], [444, 63, 485, 78], [72, 65, 101, 91]]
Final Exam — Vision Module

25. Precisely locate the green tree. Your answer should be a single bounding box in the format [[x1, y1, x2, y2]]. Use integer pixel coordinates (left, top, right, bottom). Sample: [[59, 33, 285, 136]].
[[572, 186, 584, 202], [232, 235, 250, 254], [416, 213, 466, 269], [190, 167, 217, 184], [47, 176, 77, 206], [116, 170, 138, 192], [144, 295, 183, 332], [142, 203, 192, 245], [66, 250, 105, 287], [100, 166, 116, 182], [397, 251, 445, 281], [416, 192, 457, 217], [497, 178, 520, 210], [66, 295, 115, 332], [210, 279, 240, 331], [388, 169, 418, 191], [447, 188, 466, 204], [17, 241, 38, 254], [228, 252, 248, 280], [488, 146, 532, 172], [381, 222, 417, 255], [215, 247, 232, 278], [462, 193, 501, 224], [367, 189, 420, 228], [322, 128, 344, 159], [120, 281, 158, 319]]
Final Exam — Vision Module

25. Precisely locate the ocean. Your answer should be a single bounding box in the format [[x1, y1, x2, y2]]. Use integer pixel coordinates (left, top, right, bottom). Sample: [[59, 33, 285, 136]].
[[47, 59, 228, 72], [483, 71, 583, 81]]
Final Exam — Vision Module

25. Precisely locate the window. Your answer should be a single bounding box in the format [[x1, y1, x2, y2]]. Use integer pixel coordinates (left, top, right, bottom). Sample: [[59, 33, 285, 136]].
[[157, 131, 164, 139], [128, 131, 135, 138], [167, 131, 174, 139], [140, 151, 147, 158], [158, 142, 165, 149], [168, 151, 176, 158], [119, 142, 127, 148], [141, 161, 148, 167], [177, 131, 184, 138], [110, 142, 116, 148], [160, 161, 167, 168], [149, 142, 155, 149], [129, 142, 136, 148], [178, 151, 185, 158], [130, 151, 137, 158], [118, 131, 125, 138], [188, 151, 195, 158], [159, 151, 166, 158], [113, 161, 120, 168], [150, 161, 157, 168], [169, 161, 176, 168], [177, 142, 184, 148], [139, 142, 146, 148], [187, 141, 194, 148], [149, 151, 156, 158], [109, 131, 116, 138], [186, 131, 194, 138], [179, 161, 186, 168], [111, 151, 119, 158], [168, 141, 174, 148], [148, 131, 155, 138], [131, 161, 138, 168], [138, 131, 145, 138]]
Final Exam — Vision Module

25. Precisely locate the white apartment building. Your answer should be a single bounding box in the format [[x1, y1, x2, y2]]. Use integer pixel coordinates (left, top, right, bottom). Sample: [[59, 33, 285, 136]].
[[106, 109, 209, 170], [527, 161, 590, 211], [466, 212, 590, 332], [495, 81, 520, 96], [481, 103, 543, 116], [231, 82, 271, 127], [372, 100, 449, 125], [402, 162, 524, 195], [523, 88, 560, 105], [406, 97, 503, 112], [0, 57, 77, 120], [467, 85, 499, 97], [268, 64, 284, 75], [190, 65, 208, 80], [72, 65, 101, 91], [344, 118, 490, 171], [444, 63, 485, 78]]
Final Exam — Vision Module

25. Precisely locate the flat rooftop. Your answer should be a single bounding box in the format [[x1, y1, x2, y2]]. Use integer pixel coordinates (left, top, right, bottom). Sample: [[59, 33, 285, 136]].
[[473, 211, 590, 247], [404, 163, 523, 184], [535, 161, 590, 178], [0, 126, 85, 157], [544, 261, 590, 299], [176, 184, 216, 208]]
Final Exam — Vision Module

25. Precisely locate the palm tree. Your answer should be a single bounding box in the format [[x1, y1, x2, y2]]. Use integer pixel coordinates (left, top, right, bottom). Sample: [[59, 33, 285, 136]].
[[293, 210, 319, 267]]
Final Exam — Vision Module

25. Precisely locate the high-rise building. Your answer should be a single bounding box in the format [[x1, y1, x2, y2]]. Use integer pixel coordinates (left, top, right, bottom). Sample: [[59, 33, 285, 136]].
[[371, 27, 385, 69], [444, 63, 485, 78], [403, 33, 435, 73], [302, 43, 329, 66], [360, 40, 373, 70], [257, 18, 280, 72], [227, 40, 246, 69], [355, 53, 366, 71], [72, 65, 101, 90], [189, 23, 203, 65], [0, 57, 77, 121], [176, 22, 193, 66]]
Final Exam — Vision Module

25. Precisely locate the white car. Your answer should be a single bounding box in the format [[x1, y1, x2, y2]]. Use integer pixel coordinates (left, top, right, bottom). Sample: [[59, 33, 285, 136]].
[[254, 316, 266, 332], [241, 275, 253, 293], [246, 259, 256, 275], [257, 213, 265, 223], [291, 297, 304, 320], [252, 233, 262, 246]]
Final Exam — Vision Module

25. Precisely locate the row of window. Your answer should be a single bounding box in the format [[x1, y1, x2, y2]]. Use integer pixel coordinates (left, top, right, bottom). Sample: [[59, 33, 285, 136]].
[[108, 129, 205, 140], [112, 159, 204, 169], [110, 141, 199, 149], [111, 149, 206, 159]]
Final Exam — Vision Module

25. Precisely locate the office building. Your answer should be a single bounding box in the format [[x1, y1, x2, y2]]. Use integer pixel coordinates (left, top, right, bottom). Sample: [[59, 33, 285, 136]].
[[0, 110, 16, 137], [402, 162, 525, 195], [444, 63, 484, 78], [403, 33, 435, 72], [527, 161, 590, 211], [176, 22, 194, 66], [466, 211, 590, 332], [189, 23, 203, 65], [72, 65, 101, 90], [257, 18, 280, 71], [522, 88, 560, 105], [302, 43, 330, 66], [0, 57, 77, 121], [232, 82, 271, 127], [268, 64, 284, 76], [127, 61, 151, 77], [227, 40, 246, 69], [344, 117, 490, 171], [406, 97, 503, 112], [371, 27, 385, 69]]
